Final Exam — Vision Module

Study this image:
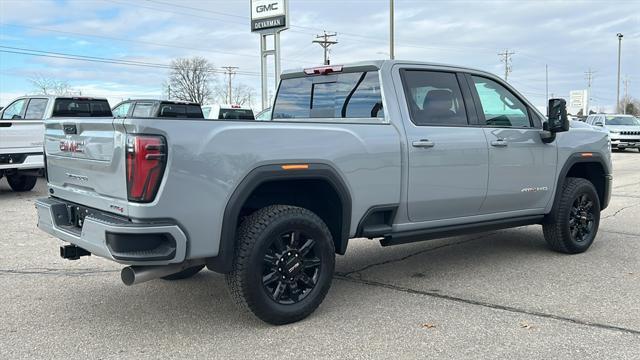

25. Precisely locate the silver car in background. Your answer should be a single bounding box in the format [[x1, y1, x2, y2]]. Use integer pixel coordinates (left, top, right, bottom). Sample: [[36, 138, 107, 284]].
[[585, 114, 640, 151]]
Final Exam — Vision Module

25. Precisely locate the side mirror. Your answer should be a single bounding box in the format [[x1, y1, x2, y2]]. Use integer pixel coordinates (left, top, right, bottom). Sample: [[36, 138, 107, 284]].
[[594, 122, 603, 127], [11, 114, 21, 120], [547, 98, 569, 133]]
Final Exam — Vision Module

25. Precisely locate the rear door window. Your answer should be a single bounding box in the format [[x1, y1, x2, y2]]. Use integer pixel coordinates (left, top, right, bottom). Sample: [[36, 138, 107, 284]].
[[112, 102, 132, 118], [272, 71, 384, 120], [400, 70, 468, 126], [51, 98, 112, 117], [2, 99, 27, 119], [132, 102, 155, 117], [24, 98, 48, 119]]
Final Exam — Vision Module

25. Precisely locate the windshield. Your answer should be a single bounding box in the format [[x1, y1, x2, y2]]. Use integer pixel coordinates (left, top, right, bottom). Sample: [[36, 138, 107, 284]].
[[605, 116, 640, 126]]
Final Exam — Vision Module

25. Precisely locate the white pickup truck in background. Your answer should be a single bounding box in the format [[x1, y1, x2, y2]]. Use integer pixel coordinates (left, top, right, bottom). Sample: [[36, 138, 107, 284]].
[[0, 96, 112, 192]]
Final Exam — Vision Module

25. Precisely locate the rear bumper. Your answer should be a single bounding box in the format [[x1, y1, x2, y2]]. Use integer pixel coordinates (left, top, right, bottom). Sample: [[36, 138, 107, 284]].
[[35, 197, 187, 265], [0, 153, 43, 170]]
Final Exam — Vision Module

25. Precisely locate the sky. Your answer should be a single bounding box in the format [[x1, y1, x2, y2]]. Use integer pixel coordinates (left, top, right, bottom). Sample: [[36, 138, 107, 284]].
[[0, 0, 638, 112]]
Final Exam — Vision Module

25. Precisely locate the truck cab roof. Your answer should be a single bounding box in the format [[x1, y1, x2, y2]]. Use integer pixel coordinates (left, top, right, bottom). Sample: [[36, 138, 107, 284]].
[[282, 60, 493, 79]]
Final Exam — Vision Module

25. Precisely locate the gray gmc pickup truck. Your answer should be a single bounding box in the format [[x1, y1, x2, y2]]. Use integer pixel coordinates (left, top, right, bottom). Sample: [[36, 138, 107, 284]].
[[36, 60, 611, 324]]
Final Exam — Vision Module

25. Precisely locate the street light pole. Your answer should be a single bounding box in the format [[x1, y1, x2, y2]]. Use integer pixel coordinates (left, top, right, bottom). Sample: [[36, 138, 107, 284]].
[[389, 0, 394, 60], [616, 33, 623, 113]]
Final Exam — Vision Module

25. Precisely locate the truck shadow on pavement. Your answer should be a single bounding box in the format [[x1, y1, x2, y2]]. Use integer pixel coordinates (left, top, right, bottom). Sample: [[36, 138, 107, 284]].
[[52, 227, 573, 328]]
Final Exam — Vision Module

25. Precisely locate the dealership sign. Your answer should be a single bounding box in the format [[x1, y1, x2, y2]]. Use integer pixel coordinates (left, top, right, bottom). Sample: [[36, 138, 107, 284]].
[[251, 0, 288, 32]]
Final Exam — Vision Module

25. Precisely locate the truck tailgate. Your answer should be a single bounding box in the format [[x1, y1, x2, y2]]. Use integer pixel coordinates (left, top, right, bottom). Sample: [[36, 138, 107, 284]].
[[44, 117, 130, 216]]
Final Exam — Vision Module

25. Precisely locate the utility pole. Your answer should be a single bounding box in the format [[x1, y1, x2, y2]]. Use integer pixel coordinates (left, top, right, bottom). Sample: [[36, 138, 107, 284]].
[[222, 66, 238, 104], [313, 31, 338, 65], [545, 64, 549, 114], [623, 76, 629, 114], [585, 68, 595, 115], [389, 0, 395, 60], [616, 33, 623, 113], [498, 49, 515, 81]]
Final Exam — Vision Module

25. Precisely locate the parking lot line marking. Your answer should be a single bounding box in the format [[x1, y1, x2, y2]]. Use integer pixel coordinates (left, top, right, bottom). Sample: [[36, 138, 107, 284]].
[[335, 275, 640, 336]]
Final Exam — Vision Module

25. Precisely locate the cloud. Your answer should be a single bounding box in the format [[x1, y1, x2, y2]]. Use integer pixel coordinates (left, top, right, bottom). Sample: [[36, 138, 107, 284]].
[[1, 0, 638, 110]]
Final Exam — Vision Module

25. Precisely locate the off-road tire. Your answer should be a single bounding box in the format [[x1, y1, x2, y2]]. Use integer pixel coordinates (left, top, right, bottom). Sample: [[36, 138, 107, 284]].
[[543, 177, 600, 254], [225, 205, 335, 325], [161, 265, 205, 280], [7, 174, 38, 192]]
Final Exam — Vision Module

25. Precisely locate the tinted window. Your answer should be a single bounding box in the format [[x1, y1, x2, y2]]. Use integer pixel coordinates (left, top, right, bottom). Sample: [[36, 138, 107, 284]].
[[157, 103, 204, 118], [112, 102, 132, 117], [132, 102, 154, 117], [2, 99, 27, 119], [219, 108, 254, 120], [186, 104, 204, 118], [401, 70, 468, 126], [605, 116, 640, 125], [472, 76, 530, 127], [24, 98, 48, 119], [273, 71, 384, 119], [52, 99, 112, 117]]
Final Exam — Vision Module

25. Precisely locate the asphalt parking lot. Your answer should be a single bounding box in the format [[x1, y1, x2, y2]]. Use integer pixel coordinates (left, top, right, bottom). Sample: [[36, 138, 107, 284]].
[[1, 151, 639, 359]]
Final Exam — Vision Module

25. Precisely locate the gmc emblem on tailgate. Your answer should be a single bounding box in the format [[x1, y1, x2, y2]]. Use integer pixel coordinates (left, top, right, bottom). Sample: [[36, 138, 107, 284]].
[[59, 139, 85, 153]]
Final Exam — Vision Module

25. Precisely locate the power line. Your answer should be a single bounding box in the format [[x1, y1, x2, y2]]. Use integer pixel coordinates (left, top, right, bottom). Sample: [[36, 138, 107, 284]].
[[0, 23, 310, 64], [115, 0, 501, 56], [0, 46, 264, 77], [312, 31, 338, 65], [498, 49, 515, 81]]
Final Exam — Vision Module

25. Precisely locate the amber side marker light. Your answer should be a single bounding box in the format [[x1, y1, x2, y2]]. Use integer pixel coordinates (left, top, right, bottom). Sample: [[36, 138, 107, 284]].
[[281, 164, 309, 170], [581, 152, 594, 157]]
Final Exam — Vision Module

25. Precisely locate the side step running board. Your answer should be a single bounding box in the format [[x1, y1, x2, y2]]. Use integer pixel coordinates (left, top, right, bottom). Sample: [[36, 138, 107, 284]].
[[381, 215, 544, 247]]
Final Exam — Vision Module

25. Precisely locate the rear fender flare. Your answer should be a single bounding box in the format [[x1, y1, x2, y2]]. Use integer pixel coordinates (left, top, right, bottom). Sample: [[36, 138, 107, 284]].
[[207, 162, 352, 273]]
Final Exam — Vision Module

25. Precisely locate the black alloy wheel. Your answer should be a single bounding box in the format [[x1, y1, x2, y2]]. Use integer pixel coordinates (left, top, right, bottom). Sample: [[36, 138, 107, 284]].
[[261, 230, 322, 305], [569, 193, 595, 243]]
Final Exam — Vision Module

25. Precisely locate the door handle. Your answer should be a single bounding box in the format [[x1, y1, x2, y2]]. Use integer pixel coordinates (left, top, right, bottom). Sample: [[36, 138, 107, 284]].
[[490, 139, 508, 147], [412, 139, 435, 148], [0, 122, 12, 128]]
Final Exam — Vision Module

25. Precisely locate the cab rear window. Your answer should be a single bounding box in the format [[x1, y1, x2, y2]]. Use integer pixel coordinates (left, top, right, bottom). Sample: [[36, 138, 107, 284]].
[[219, 108, 254, 120], [158, 103, 204, 118], [52, 98, 112, 117], [272, 71, 384, 120]]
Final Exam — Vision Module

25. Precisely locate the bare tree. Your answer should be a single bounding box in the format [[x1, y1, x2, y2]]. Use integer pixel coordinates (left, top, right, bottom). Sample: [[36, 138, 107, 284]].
[[29, 75, 72, 95], [212, 81, 256, 106], [620, 97, 640, 116], [168, 57, 215, 103]]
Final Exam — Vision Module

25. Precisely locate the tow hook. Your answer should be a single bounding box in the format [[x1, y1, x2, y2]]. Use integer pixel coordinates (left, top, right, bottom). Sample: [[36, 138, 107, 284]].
[[60, 245, 91, 260]]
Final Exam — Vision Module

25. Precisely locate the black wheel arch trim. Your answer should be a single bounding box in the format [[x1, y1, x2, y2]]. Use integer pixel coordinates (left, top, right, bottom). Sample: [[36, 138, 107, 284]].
[[355, 204, 399, 238], [207, 162, 352, 273], [552, 152, 611, 212]]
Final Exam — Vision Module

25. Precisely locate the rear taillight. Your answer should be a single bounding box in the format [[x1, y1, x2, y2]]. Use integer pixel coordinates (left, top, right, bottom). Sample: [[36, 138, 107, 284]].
[[126, 135, 166, 203]]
